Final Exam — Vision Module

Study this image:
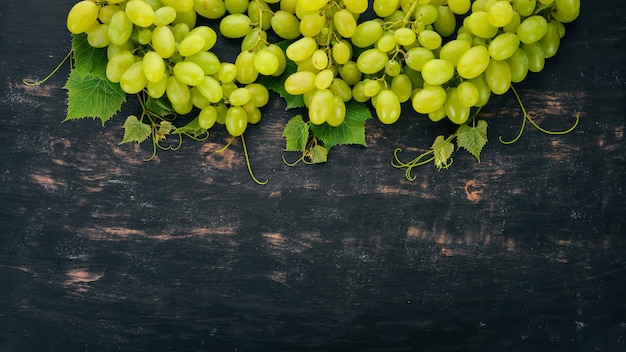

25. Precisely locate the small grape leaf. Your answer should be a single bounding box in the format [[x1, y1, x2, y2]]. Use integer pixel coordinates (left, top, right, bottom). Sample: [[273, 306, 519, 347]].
[[309, 100, 372, 150], [258, 40, 305, 109], [432, 135, 454, 170], [63, 69, 126, 126], [120, 115, 152, 144], [145, 96, 175, 118], [282, 114, 310, 151], [456, 120, 488, 162], [174, 117, 207, 138], [71, 33, 108, 79], [310, 145, 328, 163]]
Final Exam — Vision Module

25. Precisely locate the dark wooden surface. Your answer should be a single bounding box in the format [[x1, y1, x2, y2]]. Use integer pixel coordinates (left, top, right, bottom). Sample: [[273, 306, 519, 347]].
[[1, 1, 625, 351]]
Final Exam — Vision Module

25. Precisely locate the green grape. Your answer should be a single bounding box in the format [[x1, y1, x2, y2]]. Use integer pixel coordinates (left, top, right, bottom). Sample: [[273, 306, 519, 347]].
[[225, 106, 248, 136], [448, 0, 471, 14], [326, 96, 346, 127], [177, 35, 204, 57], [503, 11, 521, 33], [86, 24, 110, 48], [444, 88, 470, 124], [173, 61, 205, 86], [196, 76, 224, 103], [434, 5, 457, 37], [215, 102, 228, 124], [106, 50, 136, 83], [329, 78, 352, 102], [308, 89, 334, 125], [152, 26, 176, 58], [421, 59, 455, 85], [171, 100, 194, 116], [456, 81, 479, 107], [362, 79, 381, 97], [67, 0, 99, 34], [351, 81, 368, 103], [553, 0, 580, 23], [265, 44, 287, 76], [147, 75, 168, 99], [300, 0, 329, 11], [120, 61, 148, 94], [98, 4, 122, 25], [216, 63, 237, 84], [254, 48, 280, 75], [198, 106, 218, 129], [457, 45, 491, 79], [352, 20, 384, 48], [225, 0, 249, 14], [240, 28, 266, 51], [405, 47, 435, 71], [332, 40, 352, 65], [334, 9, 358, 38], [154, 6, 177, 26], [521, 42, 545, 72], [486, 0, 513, 27], [311, 49, 329, 70], [373, 0, 399, 17], [468, 73, 491, 107], [416, 5, 438, 25], [142, 51, 166, 83], [295, 57, 318, 73], [418, 30, 442, 50], [300, 11, 326, 37], [172, 23, 191, 43], [173, 10, 197, 30], [235, 50, 259, 84], [194, 0, 227, 19], [506, 47, 529, 83], [385, 59, 402, 76], [465, 11, 498, 39], [512, 0, 536, 17], [286, 37, 317, 62], [488, 32, 520, 60], [439, 39, 471, 66], [343, 0, 368, 14], [245, 83, 270, 107], [356, 49, 387, 75], [270, 10, 301, 39], [186, 51, 221, 75], [221, 81, 238, 99], [249, 2, 272, 30], [428, 106, 447, 122], [220, 14, 252, 38], [108, 10, 134, 46], [136, 28, 153, 45], [517, 15, 548, 44], [485, 59, 511, 95], [338, 61, 362, 85], [393, 27, 416, 46], [391, 74, 412, 103], [285, 71, 316, 95], [190, 86, 211, 109], [162, 0, 194, 12], [376, 32, 396, 53], [315, 69, 334, 90], [125, 0, 155, 27], [540, 21, 561, 58], [375, 90, 401, 124], [188, 26, 218, 51], [243, 102, 262, 124], [412, 86, 447, 114], [229, 87, 252, 106]]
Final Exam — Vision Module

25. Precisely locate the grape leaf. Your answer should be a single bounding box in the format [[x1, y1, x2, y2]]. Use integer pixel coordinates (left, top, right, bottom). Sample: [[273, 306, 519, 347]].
[[282, 114, 309, 151], [63, 69, 126, 126], [120, 115, 152, 144], [309, 100, 372, 150], [456, 120, 488, 162], [71, 33, 108, 79], [145, 95, 175, 117], [258, 40, 305, 109], [432, 135, 454, 170], [310, 145, 328, 163], [174, 117, 207, 138]]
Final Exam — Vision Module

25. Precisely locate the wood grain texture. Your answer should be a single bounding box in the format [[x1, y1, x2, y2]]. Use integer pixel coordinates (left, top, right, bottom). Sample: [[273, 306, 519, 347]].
[[1, 1, 625, 351]]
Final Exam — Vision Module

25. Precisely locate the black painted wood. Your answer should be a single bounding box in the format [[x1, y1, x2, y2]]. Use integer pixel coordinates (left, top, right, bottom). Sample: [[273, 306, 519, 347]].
[[1, 1, 625, 351]]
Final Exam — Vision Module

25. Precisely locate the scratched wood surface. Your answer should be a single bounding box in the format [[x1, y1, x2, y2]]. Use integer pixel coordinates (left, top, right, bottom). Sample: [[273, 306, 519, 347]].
[[1, 1, 625, 351]]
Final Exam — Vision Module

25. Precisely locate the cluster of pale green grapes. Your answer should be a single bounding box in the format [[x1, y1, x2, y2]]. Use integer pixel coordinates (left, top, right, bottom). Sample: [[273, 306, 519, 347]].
[[282, 0, 580, 126]]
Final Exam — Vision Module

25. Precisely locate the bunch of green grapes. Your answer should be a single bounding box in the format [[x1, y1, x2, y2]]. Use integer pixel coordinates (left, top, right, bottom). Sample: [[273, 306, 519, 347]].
[[66, 0, 275, 138]]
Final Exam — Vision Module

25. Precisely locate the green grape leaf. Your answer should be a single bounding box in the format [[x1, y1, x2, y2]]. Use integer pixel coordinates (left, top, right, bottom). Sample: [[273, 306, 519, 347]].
[[120, 115, 152, 144], [309, 100, 372, 150], [71, 33, 108, 79], [258, 40, 305, 109], [174, 117, 207, 138], [145, 96, 175, 118], [432, 135, 454, 170], [282, 114, 310, 151], [63, 69, 126, 126], [310, 145, 328, 163], [456, 120, 488, 162]]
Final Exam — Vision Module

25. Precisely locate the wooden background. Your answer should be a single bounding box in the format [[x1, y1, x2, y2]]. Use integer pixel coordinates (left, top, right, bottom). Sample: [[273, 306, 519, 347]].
[[1, 1, 625, 351]]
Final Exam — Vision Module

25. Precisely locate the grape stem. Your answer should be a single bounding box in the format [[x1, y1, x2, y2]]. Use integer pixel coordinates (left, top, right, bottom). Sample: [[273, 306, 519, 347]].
[[23, 50, 72, 86], [240, 134, 268, 185]]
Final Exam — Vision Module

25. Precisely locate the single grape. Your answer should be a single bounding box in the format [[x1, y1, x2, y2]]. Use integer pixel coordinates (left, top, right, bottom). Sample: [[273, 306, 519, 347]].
[[190, 86, 211, 109], [512, 0, 536, 17], [421, 59, 455, 85], [299, 0, 329, 12], [308, 89, 334, 125], [198, 106, 218, 129], [173, 61, 205, 86], [393, 27, 416, 46], [229, 87, 252, 106], [439, 39, 471, 67], [338, 61, 362, 85], [486, 0, 514, 28], [285, 71, 317, 95], [225, 106, 248, 136], [311, 49, 329, 70], [264, 44, 287, 76], [188, 26, 218, 51], [334, 9, 357, 38], [412, 86, 447, 114], [120, 61, 149, 94], [506, 48, 529, 83], [286, 37, 317, 62], [194, 0, 227, 19], [373, 0, 399, 18], [390, 74, 412, 103], [108, 10, 134, 46], [343, 0, 368, 14], [521, 42, 546, 72], [300, 11, 326, 37], [488, 32, 520, 60], [125, 0, 155, 27], [186, 51, 221, 75], [225, 0, 249, 14], [162, 0, 194, 12], [152, 26, 176, 58], [243, 102, 262, 124], [540, 21, 561, 58], [465, 11, 498, 39], [66, 0, 99, 34], [418, 30, 442, 50], [147, 75, 168, 99], [254, 48, 280, 75], [315, 69, 335, 90], [362, 79, 381, 97], [154, 6, 177, 26], [448, 0, 471, 14], [86, 24, 110, 48], [196, 76, 224, 103], [235, 50, 259, 84], [98, 4, 122, 25], [457, 45, 491, 79], [326, 96, 346, 127], [142, 51, 166, 83], [434, 5, 457, 37], [352, 20, 384, 48], [246, 83, 270, 107], [375, 90, 401, 124], [356, 48, 387, 74], [332, 40, 352, 65], [106, 50, 136, 83], [270, 10, 301, 39], [329, 78, 352, 102], [444, 88, 471, 124], [405, 47, 435, 71], [468, 74, 492, 107], [517, 15, 548, 44], [456, 81, 479, 107], [485, 59, 511, 95], [220, 14, 252, 38]]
